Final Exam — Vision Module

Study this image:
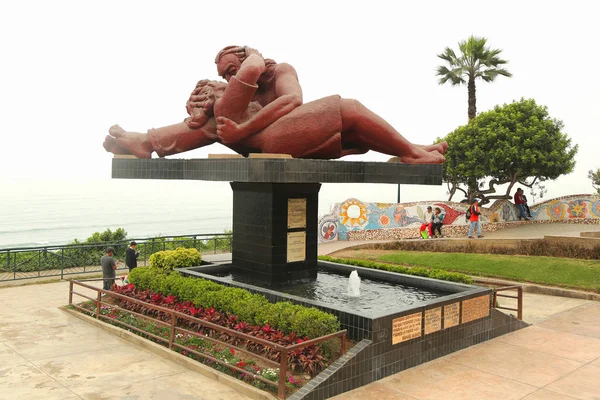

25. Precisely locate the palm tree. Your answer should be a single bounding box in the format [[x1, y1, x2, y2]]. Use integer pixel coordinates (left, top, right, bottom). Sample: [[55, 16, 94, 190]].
[[437, 36, 512, 121]]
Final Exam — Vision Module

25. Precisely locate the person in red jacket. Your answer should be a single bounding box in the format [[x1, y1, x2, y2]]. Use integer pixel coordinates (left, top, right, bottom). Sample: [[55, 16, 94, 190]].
[[514, 188, 532, 220], [467, 198, 484, 238]]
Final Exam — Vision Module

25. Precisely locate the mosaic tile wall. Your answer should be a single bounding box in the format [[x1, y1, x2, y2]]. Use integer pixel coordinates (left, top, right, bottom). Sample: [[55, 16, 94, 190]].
[[319, 194, 600, 242]]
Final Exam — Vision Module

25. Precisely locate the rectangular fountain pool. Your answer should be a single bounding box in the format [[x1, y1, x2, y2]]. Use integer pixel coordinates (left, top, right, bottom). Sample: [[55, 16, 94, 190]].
[[178, 259, 527, 400]]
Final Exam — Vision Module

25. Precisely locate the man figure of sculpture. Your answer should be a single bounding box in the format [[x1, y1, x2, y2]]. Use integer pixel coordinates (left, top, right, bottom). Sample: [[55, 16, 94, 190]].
[[104, 47, 447, 163]]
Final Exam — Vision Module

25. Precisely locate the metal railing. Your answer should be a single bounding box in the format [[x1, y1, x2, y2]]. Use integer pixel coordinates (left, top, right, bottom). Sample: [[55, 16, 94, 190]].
[[492, 285, 523, 320], [0, 233, 232, 282], [68, 278, 347, 399]]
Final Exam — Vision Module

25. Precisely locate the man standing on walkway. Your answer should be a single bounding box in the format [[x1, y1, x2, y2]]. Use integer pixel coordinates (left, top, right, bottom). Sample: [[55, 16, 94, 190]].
[[101, 247, 117, 291], [467, 198, 484, 239], [125, 241, 139, 272]]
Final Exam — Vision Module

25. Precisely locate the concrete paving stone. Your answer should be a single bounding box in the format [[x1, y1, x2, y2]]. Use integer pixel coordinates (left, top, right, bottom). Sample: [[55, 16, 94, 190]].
[[522, 389, 581, 400], [0, 343, 28, 367], [329, 381, 418, 400], [496, 325, 600, 363], [497, 293, 591, 324], [545, 364, 600, 400], [33, 345, 186, 390], [2, 318, 125, 361], [537, 304, 600, 339], [378, 359, 537, 400], [74, 371, 252, 400], [0, 362, 77, 400], [443, 340, 583, 387]]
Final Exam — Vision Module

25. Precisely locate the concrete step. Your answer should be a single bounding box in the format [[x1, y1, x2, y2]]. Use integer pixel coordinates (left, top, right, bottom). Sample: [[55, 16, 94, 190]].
[[580, 231, 600, 238]]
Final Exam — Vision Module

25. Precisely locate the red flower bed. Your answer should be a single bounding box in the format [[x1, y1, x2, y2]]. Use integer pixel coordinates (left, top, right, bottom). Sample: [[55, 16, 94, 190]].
[[111, 284, 326, 375]]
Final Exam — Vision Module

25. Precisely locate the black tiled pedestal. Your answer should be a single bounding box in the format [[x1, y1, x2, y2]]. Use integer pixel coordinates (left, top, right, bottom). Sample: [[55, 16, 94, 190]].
[[231, 182, 320, 283]]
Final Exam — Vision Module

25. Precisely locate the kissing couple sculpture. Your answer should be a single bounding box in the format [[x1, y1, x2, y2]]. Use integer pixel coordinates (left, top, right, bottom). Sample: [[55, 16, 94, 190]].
[[103, 46, 447, 164]]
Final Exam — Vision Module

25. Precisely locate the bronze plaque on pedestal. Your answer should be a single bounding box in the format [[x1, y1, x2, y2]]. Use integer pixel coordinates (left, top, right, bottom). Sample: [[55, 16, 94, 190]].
[[287, 231, 306, 263], [462, 295, 490, 323], [288, 198, 307, 229], [444, 302, 460, 329], [392, 312, 422, 345], [424, 307, 442, 335]]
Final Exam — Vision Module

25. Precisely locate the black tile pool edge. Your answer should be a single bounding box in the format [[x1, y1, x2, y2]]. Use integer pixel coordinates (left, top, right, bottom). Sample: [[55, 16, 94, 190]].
[[177, 262, 528, 399]]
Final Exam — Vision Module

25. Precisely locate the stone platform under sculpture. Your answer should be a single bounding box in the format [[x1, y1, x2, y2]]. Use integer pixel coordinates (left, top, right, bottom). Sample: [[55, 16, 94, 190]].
[[112, 157, 442, 283]]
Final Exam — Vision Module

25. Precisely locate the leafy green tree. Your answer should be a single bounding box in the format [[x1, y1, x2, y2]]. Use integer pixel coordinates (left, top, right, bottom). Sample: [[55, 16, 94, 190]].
[[588, 169, 600, 194], [70, 228, 128, 244], [440, 98, 578, 204], [437, 35, 512, 121]]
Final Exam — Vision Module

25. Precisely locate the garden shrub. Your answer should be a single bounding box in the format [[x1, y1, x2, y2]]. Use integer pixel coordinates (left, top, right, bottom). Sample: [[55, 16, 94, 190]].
[[319, 256, 473, 284], [128, 267, 340, 338], [149, 247, 202, 273], [369, 240, 600, 260]]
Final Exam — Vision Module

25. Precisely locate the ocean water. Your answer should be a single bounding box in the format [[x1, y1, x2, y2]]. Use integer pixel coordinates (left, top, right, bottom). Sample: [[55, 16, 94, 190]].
[[0, 177, 410, 249]]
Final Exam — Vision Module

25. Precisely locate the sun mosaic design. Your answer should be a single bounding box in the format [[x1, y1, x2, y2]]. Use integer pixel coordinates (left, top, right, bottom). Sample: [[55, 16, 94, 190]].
[[339, 199, 368, 227], [568, 200, 587, 218], [546, 200, 566, 220]]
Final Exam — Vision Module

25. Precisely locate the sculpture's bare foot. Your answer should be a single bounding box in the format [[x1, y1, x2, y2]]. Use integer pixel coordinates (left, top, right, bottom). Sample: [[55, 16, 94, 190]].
[[388, 149, 445, 164], [103, 135, 132, 155], [108, 124, 153, 158], [418, 141, 448, 155]]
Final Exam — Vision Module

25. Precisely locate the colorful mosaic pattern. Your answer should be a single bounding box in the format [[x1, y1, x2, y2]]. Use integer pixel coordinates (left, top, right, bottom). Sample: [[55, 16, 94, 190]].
[[546, 200, 566, 220], [318, 195, 599, 242]]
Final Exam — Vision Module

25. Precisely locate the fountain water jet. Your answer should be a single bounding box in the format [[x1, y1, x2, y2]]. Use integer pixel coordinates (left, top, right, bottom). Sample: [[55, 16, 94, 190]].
[[348, 270, 361, 297]]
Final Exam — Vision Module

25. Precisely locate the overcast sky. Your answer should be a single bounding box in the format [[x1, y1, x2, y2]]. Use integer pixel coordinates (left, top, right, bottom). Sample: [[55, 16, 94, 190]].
[[1, 0, 598, 202]]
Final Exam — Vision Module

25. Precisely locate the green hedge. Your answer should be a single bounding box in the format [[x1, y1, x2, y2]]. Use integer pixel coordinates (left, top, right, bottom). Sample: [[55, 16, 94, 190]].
[[149, 248, 203, 273], [318, 256, 473, 284], [128, 267, 340, 338]]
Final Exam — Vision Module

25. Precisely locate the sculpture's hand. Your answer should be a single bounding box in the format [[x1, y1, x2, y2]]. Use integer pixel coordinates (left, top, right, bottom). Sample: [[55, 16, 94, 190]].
[[216, 116, 246, 144], [186, 93, 208, 115]]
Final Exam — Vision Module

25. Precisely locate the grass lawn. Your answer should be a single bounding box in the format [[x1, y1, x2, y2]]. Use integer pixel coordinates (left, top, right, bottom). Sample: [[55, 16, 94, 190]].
[[366, 251, 600, 292]]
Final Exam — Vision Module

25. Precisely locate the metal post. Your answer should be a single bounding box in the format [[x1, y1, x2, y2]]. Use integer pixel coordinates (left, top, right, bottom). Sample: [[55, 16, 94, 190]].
[[38, 250, 41, 277], [169, 311, 177, 349], [213, 237, 217, 254], [69, 281, 73, 305], [517, 287, 523, 320], [7, 250, 11, 279], [397, 184, 401, 203], [61, 248, 65, 280], [96, 291, 102, 319], [277, 349, 288, 399]]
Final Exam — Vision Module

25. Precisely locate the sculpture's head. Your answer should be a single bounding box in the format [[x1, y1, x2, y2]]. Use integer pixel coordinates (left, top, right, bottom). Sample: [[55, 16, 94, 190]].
[[185, 80, 227, 128], [215, 45, 275, 82]]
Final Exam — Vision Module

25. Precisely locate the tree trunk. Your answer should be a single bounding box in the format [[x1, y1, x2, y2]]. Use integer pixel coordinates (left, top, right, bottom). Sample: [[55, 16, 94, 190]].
[[467, 77, 476, 120]]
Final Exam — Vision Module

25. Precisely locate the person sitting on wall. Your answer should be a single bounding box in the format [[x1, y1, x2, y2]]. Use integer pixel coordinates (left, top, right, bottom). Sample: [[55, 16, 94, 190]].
[[522, 193, 533, 218], [432, 207, 445, 238], [514, 188, 531, 221], [419, 206, 434, 239]]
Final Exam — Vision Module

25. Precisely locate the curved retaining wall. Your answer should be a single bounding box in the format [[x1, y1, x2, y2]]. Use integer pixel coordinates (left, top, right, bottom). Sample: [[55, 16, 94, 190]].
[[318, 194, 600, 242]]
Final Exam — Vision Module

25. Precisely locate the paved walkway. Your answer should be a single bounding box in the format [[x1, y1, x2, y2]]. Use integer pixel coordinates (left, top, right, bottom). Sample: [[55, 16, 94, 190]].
[[2, 223, 599, 399], [331, 301, 600, 400], [0, 281, 253, 400]]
